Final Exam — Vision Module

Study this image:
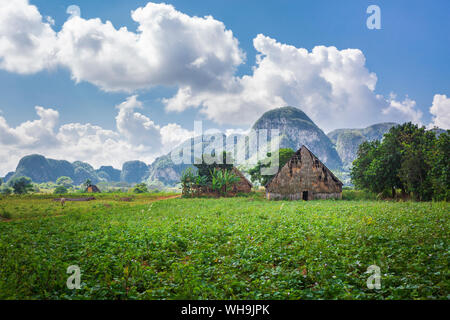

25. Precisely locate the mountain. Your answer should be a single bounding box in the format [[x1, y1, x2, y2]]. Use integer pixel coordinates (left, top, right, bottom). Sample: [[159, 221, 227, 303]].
[[146, 134, 232, 186], [6, 154, 102, 184], [121, 161, 150, 183], [97, 166, 121, 182], [252, 107, 343, 169], [327, 123, 397, 168], [146, 107, 343, 186]]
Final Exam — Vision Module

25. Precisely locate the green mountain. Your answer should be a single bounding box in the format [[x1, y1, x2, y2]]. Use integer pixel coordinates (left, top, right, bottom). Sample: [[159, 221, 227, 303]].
[[7, 154, 103, 184], [146, 134, 231, 186], [5, 155, 125, 184], [252, 107, 343, 170], [327, 123, 397, 168], [121, 161, 150, 184], [146, 107, 343, 187]]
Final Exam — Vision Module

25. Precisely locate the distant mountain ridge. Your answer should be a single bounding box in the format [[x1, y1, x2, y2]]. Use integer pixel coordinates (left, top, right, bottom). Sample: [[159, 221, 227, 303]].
[[327, 122, 398, 168], [3, 107, 444, 188]]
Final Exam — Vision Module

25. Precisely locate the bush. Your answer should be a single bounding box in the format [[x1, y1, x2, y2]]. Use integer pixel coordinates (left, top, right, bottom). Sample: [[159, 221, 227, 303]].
[[133, 183, 148, 194], [8, 176, 33, 194], [0, 187, 13, 196], [0, 208, 11, 220], [53, 186, 68, 194]]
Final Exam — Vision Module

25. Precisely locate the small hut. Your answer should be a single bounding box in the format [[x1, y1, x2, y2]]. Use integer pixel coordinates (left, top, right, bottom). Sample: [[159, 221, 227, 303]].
[[265, 146, 342, 200], [85, 184, 101, 193], [231, 167, 253, 194]]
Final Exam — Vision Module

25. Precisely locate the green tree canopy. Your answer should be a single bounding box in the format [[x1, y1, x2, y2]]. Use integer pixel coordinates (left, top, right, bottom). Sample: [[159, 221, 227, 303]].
[[8, 176, 34, 195], [54, 185, 68, 194], [351, 123, 449, 201], [249, 148, 295, 186], [133, 183, 149, 194], [56, 176, 74, 188]]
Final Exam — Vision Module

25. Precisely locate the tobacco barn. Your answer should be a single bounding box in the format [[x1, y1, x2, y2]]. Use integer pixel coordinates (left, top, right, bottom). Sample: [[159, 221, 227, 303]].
[[230, 167, 253, 194], [265, 146, 343, 200]]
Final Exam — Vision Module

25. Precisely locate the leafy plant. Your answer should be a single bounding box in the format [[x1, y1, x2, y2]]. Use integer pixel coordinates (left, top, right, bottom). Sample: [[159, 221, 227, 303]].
[[54, 185, 68, 194], [210, 168, 240, 196], [180, 168, 195, 197], [133, 183, 149, 194], [194, 175, 208, 196], [8, 176, 34, 194]]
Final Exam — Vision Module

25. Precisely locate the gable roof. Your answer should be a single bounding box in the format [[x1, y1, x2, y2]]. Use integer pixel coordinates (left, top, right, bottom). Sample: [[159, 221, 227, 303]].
[[232, 167, 253, 187], [265, 145, 342, 188]]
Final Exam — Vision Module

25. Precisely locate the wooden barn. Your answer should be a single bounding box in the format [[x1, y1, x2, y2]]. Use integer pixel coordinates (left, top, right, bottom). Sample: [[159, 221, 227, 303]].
[[231, 167, 253, 194], [265, 146, 342, 200], [85, 184, 101, 193]]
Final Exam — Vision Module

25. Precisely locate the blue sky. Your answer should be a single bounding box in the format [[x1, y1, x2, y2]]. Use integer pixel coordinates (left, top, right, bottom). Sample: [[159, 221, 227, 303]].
[[0, 0, 449, 174]]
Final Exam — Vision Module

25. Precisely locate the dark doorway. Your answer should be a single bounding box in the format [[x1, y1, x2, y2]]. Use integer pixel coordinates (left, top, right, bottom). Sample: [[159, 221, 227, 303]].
[[302, 191, 308, 201]]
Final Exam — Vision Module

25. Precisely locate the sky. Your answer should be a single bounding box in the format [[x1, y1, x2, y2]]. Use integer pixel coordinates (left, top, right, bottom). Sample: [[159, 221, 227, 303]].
[[0, 0, 449, 175]]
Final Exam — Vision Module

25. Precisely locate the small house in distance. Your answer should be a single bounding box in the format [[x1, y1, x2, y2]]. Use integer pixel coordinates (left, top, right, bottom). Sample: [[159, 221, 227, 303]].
[[265, 146, 342, 200], [85, 184, 101, 193]]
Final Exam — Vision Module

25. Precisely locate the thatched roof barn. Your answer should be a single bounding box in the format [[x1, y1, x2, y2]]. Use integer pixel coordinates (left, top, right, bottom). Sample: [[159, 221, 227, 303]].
[[231, 167, 252, 193], [265, 146, 342, 200], [85, 184, 101, 193]]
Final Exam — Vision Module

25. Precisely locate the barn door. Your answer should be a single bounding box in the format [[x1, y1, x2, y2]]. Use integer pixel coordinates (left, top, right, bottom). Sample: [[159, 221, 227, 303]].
[[302, 191, 308, 201]]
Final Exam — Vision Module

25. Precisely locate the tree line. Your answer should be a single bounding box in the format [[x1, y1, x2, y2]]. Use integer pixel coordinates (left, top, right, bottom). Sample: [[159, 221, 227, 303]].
[[351, 123, 449, 201]]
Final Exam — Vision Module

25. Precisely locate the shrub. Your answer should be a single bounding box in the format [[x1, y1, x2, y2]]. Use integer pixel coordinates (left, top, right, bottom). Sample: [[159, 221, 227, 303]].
[[0, 187, 13, 196], [53, 186, 68, 194], [133, 183, 148, 194], [8, 176, 34, 194]]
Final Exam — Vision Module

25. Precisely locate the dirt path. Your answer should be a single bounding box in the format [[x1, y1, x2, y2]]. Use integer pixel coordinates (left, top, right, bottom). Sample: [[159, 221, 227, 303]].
[[1, 194, 181, 223]]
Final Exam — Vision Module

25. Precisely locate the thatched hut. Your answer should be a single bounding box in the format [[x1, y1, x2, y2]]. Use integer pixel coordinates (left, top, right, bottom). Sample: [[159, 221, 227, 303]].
[[85, 184, 101, 193], [231, 167, 252, 193], [265, 146, 342, 200]]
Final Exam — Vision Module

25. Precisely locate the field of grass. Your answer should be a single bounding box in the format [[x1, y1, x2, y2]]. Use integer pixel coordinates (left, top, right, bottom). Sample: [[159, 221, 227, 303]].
[[0, 193, 448, 300]]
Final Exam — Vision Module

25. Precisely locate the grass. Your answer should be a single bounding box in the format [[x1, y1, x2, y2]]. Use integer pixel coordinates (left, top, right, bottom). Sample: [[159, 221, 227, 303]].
[[0, 193, 448, 300]]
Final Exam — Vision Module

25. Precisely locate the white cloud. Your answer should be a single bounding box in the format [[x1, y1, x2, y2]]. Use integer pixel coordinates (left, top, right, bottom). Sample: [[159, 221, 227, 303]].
[[0, 1, 434, 133], [115, 95, 162, 148], [0, 1, 244, 92], [429, 94, 450, 129], [0, 0, 57, 73], [382, 94, 423, 126], [0, 96, 192, 176], [164, 34, 425, 131]]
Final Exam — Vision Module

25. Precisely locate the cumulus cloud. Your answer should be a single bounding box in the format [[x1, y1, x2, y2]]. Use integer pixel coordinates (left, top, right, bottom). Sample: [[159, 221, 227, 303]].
[[115, 95, 162, 148], [0, 1, 244, 92], [382, 94, 423, 126], [0, 1, 434, 133], [0, 0, 57, 73], [0, 96, 192, 175], [429, 94, 450, 129], [165, 34, 426, 131]]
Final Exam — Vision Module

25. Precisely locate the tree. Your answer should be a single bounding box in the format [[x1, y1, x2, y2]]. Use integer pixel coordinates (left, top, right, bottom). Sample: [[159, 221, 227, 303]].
[[133, 183, 149, 194], [0, 186, 12, 195], [249, 148, 295, 186], [54, 185, 68, 194], [84, 179, 92, 188], [56, 176, 74, 188], [8, 176, 34, 195], [398, 127, 435, 201], [209, 168, 240, 196], [351, 123, 448, 201], [350, 140, 380, 191], [429, 131, 450, 200]]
